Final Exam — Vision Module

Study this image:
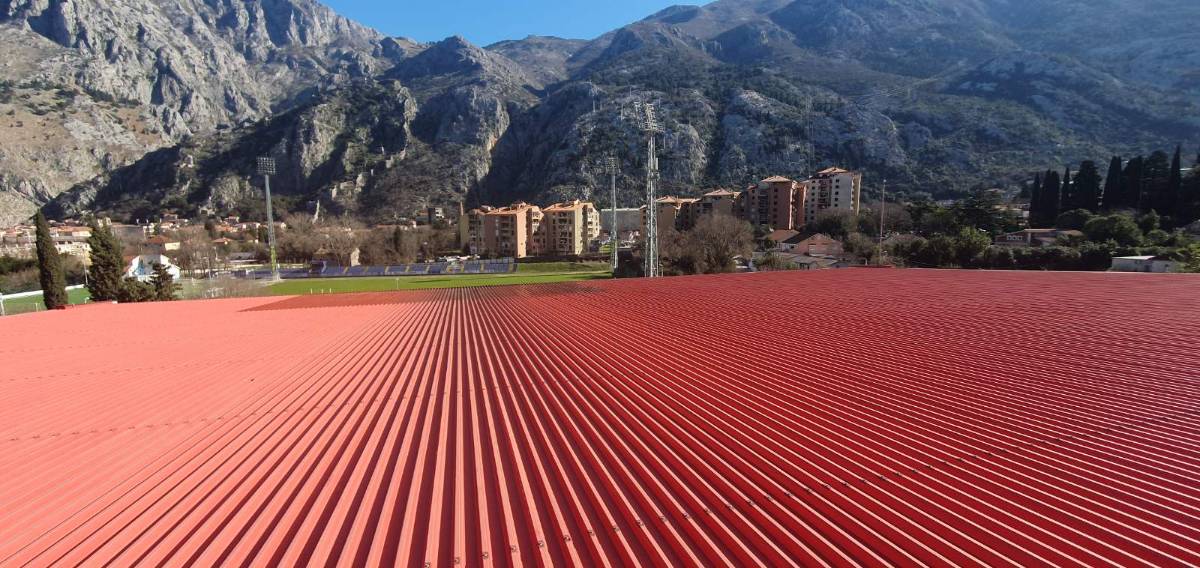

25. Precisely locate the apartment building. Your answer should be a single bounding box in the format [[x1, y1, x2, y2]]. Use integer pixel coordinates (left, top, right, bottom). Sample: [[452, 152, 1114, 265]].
[[737, 176, 807, 231], [0, 224, 92, 259], [659, 197, 702, 230], [802, 167, 862, 225], [697, 189, 741, 218], [461, 206, 493, 255], [481, 202, 542, 258], [537, 200, 600, 256]]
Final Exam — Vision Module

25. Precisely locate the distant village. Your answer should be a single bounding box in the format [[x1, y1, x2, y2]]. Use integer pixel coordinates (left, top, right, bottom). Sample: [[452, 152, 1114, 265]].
[[4, 161, 1198, 290]]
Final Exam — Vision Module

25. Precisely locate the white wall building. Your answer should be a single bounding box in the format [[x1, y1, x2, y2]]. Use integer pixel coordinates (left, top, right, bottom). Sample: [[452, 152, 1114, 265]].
[[127, 254, 182, 282], [1110, 256, 1178, 273]]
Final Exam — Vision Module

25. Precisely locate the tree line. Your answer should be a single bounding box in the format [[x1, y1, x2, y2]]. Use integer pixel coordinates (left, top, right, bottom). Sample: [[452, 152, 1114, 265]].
[[31, 215, 178, 310], [1029, 146, 1200, 228]]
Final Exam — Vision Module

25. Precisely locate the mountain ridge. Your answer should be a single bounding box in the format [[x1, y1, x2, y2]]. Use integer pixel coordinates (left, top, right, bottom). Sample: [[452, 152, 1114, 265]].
[[6, 0, 1199, 225]]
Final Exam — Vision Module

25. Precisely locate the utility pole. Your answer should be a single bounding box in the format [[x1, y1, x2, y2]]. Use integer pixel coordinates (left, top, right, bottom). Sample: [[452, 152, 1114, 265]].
[[604, 155, 620, 274], [634, 101, 663, 278], [257, 157, 279, 279]]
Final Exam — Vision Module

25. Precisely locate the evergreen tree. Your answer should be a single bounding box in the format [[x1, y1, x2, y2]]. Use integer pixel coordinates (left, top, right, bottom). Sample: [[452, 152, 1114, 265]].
[[1182, 158, 1200, 225], [1102, 156, 1123, 210], [150, 263, 178, 301], [1143, 150, 1171, 215], [1168, 145, 1183, 216], [1074, 160, 1102, 213], [1037, 170, 1061, 228], [86, 220, 126, 301], [1029, 172, 1042, 225], [117, 278, 154, 303], [1122, 156, 1145, 211], [33, 211, 68, 310]]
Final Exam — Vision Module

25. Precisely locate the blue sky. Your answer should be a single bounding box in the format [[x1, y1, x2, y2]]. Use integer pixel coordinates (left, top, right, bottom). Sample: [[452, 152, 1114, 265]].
[[323, 0, 702, 46]]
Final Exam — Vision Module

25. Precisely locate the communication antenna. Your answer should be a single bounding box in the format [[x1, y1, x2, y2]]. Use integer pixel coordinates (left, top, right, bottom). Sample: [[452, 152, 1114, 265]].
[[256, 156, 279, 279], [634, 102, 663, 278], [603, 155, 620, 273]]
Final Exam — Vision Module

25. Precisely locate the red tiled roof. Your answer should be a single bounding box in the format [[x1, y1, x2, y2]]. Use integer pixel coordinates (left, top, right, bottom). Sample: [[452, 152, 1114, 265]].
[[766, 229, 801, 243], [2, 271, 1199, 565], [760, 175, 793, 183]]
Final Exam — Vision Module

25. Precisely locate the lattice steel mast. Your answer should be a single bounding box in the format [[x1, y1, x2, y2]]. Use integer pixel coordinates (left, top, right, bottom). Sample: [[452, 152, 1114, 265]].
[[604, 155, 620, 274], [635, 102, 663, 278], [256, 157, 279, 279]]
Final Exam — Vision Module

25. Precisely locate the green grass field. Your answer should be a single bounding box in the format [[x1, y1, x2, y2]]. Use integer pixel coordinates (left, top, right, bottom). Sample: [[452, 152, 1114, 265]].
[[1, 287, 91, 315], [267, 263, 611, 295]]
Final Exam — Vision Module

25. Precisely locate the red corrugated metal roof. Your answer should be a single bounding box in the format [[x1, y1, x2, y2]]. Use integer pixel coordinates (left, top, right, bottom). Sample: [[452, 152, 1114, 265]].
[[1, 270, 1198, 566]]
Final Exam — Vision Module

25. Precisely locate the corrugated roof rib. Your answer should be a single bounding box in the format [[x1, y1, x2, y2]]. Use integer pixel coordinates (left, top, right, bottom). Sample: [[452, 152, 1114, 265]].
[[2, 271, 1199, 566]]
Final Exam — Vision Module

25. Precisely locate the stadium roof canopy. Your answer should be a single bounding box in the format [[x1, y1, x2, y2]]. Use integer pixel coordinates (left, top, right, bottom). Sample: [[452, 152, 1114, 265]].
[[2, 270, 1198, 566]]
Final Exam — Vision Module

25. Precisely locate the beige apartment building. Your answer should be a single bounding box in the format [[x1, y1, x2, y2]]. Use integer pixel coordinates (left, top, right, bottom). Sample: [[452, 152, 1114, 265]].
[[802, 167, 862, 225], [462, 206, 494, 254], [537, 200, 600, 256], [482, 202, 542, 258], [698, 189, 741, 218]]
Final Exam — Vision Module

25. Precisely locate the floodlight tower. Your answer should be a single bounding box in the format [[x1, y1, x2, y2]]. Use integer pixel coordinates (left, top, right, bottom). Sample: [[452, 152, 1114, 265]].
[[636, 102, 663, 278], [604, 155, 620, 273], [878, 178, 887, 266], [257, 157, 279, 279]]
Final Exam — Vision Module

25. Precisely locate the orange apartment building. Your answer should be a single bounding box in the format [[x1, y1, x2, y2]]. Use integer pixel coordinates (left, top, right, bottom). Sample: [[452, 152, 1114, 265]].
[[537, 200, 601, 256], [738, 176, 807, 231]]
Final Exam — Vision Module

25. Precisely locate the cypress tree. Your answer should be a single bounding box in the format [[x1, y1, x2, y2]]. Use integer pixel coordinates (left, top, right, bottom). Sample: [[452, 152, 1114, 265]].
[[1075, 160, 1102, 213], [1029, 172, 1042, 226], [1122, 156, 1144, 211], [1143, 150, 1171, 214], [1102, 156, 1122, 210], [1168, 145, 1183, 216], [1038, 170, 1061, 228], [1182, 157, 1200, 225], [86, 220, 126, 302], [33, 211, 68, 310]]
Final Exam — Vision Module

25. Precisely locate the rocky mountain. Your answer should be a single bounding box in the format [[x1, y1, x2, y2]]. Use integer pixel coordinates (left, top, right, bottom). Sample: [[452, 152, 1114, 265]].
[[12, 0, 1200, 225], [0, 0, 417, 224]]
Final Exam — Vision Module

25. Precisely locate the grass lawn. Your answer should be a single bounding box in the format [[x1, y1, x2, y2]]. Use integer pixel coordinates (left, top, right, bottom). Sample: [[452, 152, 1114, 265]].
[[514, 261, 609, 274], [1, 287, 91, 316], [267, 268, 611, 295]]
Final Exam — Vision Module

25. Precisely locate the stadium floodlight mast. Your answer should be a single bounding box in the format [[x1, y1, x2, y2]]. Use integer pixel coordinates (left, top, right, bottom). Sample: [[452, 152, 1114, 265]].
[[256, 156, 279, 279], [604, 155, 620, 273], [634, 101, 663, 278], [878, 178, 888, 267]]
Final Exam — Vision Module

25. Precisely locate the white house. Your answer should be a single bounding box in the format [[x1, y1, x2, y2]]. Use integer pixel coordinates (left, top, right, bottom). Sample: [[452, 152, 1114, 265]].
[[1110, 255, 1178, 274], [127, 254, 182, 282]]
